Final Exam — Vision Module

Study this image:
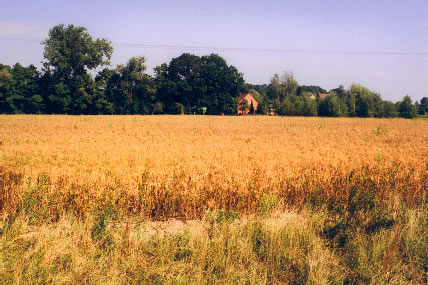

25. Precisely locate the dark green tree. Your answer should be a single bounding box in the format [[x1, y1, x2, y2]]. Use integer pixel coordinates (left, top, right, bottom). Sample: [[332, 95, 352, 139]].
[[0, 64, 13, 113], [91, 68, 114, 114], [249, 100, 255, 114], [297, 85, 327, 95], [155, 53, 244, 114], [246, 84, 268, 98], [238, 99, 249, 114], [157, 53, 203, 113], [267, 73, 281, 101], [399, 95, 417, 118], [419, 97, 427, 115], [257, 100, 268, 115], [41, 24, 113, 114], [105, 56, 155, 114], [318, 95, 340, 117], [200, 54, 243, 114], [6, 63, 44, 113], [278, 96, 294, 116], [382, 101, 398, 117]]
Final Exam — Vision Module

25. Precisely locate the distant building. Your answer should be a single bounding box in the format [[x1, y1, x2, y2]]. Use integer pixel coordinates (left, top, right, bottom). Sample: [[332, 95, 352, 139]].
[[303, 92, 316, 100], [269, 103, 276, 115], [318, 93, 331, 99], [238, 93, 259, 114]]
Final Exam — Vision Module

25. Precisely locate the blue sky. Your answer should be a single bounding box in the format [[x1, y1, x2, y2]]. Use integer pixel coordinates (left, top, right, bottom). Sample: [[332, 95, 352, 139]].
[[1, 0, 427, 101]]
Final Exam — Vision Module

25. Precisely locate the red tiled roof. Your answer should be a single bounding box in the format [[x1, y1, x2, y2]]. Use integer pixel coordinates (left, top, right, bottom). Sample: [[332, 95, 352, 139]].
[[319, 93, 331, 99]]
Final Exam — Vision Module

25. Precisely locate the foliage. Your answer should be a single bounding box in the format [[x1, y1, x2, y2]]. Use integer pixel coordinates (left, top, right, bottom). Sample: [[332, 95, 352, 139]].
[[0, 65, 13, 113], [248, 88, 262, 103], [256, 100, 268, 115], [418, 97, 427, 114], [249, 100, 255, 114], [318, 95, 340, 117], [41, 24, 113, 114], [302, 97, 318, 116], [238, 98, 249, 114], [155, 53, 244, 114], [267, 72, 298, 102], [246, 83, 268, 98], [105, 57, 156, 114], [297, 85, 327, 95], [399, 95, 417, 118], [349, 83, 382, 117], [6, 63, 44, 113], [0, 23, 422, 117]]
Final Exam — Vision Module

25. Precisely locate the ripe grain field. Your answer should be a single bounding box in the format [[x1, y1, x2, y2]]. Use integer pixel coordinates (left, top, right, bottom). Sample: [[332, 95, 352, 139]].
[[1, 115, 427, 284]]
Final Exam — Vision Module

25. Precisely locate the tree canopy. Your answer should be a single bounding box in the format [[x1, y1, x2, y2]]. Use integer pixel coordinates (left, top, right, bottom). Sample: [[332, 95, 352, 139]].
[[41, 24, 113, 114], [0, 24, 423, 118], [155, 53, 244, 114]]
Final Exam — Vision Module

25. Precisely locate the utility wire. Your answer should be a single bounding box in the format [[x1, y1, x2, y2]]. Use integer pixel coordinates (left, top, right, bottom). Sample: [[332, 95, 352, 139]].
[[1, 37, 428, 56]]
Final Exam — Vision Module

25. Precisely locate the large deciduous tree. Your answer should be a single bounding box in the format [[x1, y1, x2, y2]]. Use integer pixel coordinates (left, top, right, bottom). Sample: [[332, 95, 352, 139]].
[[155, 53, 244, 114], [281, 72, 298, 99], [267, 72, 298, 102], [399, 95, 417, 118], [349, 83, 384, 117], [318, 95, 340, 117], [41, 24, 113, 114], [105, 56, 156, 114]]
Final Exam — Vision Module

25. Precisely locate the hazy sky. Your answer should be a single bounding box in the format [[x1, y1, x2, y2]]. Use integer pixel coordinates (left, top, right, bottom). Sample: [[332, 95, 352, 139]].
[[1, 0, 427, 102]]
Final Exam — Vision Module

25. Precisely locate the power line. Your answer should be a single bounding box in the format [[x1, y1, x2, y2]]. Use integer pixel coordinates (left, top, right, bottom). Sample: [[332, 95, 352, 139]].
[[1, 37, 428, 56]]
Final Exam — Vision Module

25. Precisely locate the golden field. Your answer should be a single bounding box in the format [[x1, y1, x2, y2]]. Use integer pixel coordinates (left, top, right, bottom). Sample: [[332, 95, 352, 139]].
[[1, 115, 426, 218], [0, 115, 427, 284]]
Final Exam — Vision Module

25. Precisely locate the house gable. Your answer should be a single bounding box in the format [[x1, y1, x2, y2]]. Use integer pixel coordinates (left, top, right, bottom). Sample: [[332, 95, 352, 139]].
[[238, 93, 259, 114]]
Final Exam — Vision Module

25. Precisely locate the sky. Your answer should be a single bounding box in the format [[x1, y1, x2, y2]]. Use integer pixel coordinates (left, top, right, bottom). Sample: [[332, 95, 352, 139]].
[[1, 0, 427, 102]]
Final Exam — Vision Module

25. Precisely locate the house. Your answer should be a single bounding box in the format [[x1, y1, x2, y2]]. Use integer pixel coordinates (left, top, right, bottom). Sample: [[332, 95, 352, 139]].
[[318, 93, 331, 99], [302, 92, 316, 100], [238, 93, 259, 114]]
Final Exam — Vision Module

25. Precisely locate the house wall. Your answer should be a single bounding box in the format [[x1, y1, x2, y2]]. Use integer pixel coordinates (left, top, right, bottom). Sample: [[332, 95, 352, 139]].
[[238, 94, 259, 114]]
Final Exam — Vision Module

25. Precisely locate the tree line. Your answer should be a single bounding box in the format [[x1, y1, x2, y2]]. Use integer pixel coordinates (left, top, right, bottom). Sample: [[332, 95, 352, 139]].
[[0, 24, 426, 118], [250, 75, 427, 118]]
